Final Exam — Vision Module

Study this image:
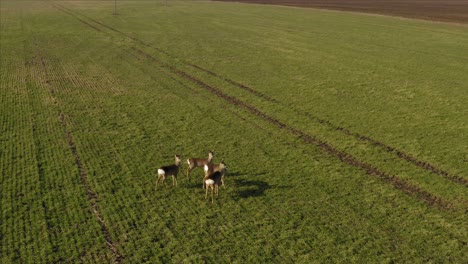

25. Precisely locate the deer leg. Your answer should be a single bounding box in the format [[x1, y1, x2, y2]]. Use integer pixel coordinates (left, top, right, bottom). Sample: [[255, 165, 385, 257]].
[[173, 175, 178, 187], [187, 166, 194, 179], [211, 186, 214, 203], [205, 185, 209, 200], [162, 175, 167, 188], [157, 174, 165, 189]]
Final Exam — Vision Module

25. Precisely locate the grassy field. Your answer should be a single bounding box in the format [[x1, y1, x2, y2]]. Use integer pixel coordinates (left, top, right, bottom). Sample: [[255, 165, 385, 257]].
[[1, 0, 467, 263]]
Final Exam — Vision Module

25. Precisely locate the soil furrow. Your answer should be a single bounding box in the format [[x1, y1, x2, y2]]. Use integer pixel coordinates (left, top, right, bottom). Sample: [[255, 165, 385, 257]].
[[301, 113, 468, 186], [50, 3, 102, 32], [32, 44, 123, 263], [132, 47, 453, 210], [186, 63, 278, 103], [59, 113, 123, 264]]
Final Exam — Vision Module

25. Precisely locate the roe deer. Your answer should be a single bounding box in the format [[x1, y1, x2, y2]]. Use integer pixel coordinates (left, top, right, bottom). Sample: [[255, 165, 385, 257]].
[[156, 155, 182, 189], [186, 151, 214, 180], [203, 161, 227, 189], [204, 170, 223, 203]]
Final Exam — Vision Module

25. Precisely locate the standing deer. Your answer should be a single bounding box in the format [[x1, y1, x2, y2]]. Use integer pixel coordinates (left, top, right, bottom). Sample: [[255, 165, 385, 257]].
[[186, 151, 214, 180], [204, 170, 223, 203], [203, 161, 227, 189], [156, 154, 182, 189]]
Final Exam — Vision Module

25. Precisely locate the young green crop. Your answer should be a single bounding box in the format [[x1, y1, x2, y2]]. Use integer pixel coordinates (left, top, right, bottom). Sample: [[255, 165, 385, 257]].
[[1, 0, 466, 263]]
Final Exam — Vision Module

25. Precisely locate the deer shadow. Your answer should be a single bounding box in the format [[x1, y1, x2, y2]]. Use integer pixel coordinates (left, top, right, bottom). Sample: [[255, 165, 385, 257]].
[[234, 178, 272, 199], [185, 177, 206, 189], [225, 171, 245, 177], [228, 171, 268, 177]]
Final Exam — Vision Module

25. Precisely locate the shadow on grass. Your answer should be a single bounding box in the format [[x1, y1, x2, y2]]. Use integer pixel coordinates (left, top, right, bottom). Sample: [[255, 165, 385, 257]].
[[184, 178, 205, 189], [183, 170, 261, 188], [234, 178, 272, 198], [226, 170, 265, 177]]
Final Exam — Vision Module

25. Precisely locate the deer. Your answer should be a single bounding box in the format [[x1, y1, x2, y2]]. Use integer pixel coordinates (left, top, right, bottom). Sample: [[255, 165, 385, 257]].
[[186, 150, 214, 180], [156, 154, 182, 189], [203, 161, 227, 189], [204, 170, 223, 203]]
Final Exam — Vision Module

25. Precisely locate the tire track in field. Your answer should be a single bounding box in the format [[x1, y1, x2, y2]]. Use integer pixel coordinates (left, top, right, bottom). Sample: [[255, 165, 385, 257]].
[[59, 113, 123, 264], [50, 3, 102, 32], [50, 2, 466, 188], [130, 47, 452, 210], [52, 64, 124, 263], [32, 45, 123, 263], [186, 63, 279, 103], [300, 113, 468, 186]]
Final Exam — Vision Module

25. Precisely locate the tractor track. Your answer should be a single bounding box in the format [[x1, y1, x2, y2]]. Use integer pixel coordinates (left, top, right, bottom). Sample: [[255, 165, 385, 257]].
[[50, 1, 467, 188], [32, 39, 123, 263], [50, 2, 461, 209], [51, 3, 102, 32], [59, 113, 123, 264], [300, 112, 468, 186], [186, 63, 278, 103]]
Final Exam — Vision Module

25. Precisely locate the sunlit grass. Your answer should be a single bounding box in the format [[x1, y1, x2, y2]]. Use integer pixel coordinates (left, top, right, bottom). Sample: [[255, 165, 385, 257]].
[[1, 1, 467, 263]]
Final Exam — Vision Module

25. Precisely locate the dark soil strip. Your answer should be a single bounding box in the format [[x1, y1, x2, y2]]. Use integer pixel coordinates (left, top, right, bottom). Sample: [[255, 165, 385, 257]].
[[59, 113, 123, 264], [54, 3, 175, 57], [50, 3, 102, 32], [301, 113, 468, 186], [132, 47, 452, 210], [186, 63, 278, 103], [32, 39, 122, 262]]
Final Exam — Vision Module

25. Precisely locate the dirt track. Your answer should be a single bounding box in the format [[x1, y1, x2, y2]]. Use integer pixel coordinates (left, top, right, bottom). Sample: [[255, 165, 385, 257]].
[[216, 0, 468, 24]]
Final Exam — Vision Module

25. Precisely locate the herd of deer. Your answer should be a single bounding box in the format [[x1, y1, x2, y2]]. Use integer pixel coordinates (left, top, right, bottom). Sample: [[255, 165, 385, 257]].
[[155, 151, 228, 203]]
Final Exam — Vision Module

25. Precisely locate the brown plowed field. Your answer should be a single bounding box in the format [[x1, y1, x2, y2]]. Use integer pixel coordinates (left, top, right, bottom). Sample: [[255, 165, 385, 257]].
[[216, 0, 468, 24]]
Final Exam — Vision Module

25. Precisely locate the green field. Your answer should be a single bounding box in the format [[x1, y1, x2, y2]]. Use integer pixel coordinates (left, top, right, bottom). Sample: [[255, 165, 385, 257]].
[[1, 0, 467, 263]]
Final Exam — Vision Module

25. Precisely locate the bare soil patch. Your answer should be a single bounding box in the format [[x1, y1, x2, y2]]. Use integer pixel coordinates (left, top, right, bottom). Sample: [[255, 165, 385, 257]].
[[216, 0, 468, 24]]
